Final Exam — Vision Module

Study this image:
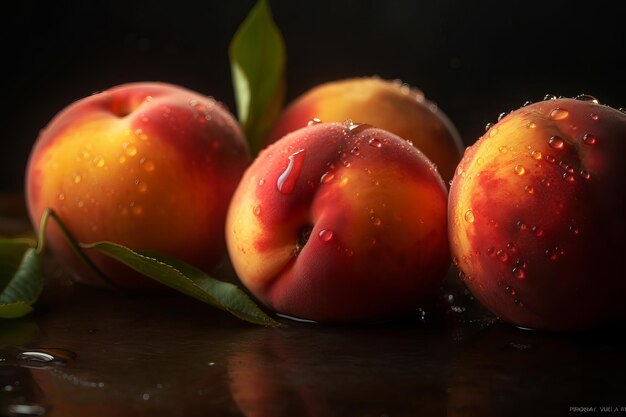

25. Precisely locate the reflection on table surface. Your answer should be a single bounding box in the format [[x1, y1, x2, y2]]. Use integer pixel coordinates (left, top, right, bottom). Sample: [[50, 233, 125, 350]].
[[1, 194, 625, 416]]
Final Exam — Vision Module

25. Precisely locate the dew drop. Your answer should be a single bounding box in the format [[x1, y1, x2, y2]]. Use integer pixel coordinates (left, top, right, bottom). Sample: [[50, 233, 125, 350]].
[[527, 122, 537, 129], [135, 128, 148, 141], [58, 193, 65, 201], [6, 404, 47, 416], [549, 108, 569, 120], [516, 221, 528, 231], [307, 118, 322, 126], [523, 100, 533, 107], [582, 133, 597, 145], [320, 172, 335, 184], [486, 247, 495, 256], [476, 157, 484, 165], [545, 154, 556, 164], [497, 250, 509, 262], [17, 348, 76, 364], [485, 122, 494, 132], [531, 150, 542, 160], [548, 136, 565, 149], [512, 267, 526, 280], [546, 248, 558, 261], [498, 112, 507, 121], [125, 144, 138, 156], [464, 209, 475, 223], [575, 94, 599, 103], [524, 185, 535, 194], [258, 178, 266, 186], [318, 229, 334, 242], [489, 127, 499, 137], [348, 122, 370, 134], [540, 178, 552, 187], [562, 172, 575, 182], [371, 217, 382, 226], [350, 146, 360, 156], [368, 138, 382, 148], [514, 165, 526, 176], [531, 226, 544, 237], [579, 170, 591, 180], [277, 149, 306, 195], [253, 204, 261, 216], [137, 182, 148, 193], [544, 94, 557, 100]]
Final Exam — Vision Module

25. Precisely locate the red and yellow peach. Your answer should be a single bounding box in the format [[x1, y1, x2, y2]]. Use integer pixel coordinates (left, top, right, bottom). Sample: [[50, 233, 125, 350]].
[[449, 97, 626, 330], [227, 121, 450, 322], [26, 82, 251, 289]]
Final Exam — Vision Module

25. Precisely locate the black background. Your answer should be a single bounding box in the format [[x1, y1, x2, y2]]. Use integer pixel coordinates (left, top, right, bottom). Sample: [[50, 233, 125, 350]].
[[3, 0, 624, 192]]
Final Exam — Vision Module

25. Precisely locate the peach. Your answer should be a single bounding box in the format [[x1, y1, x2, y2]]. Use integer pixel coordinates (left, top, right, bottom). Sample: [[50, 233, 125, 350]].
[[226, 121, 450, 322], [25, 82, 251, 289], [449, 96, 626, 331], [265, 77, 464, 183]]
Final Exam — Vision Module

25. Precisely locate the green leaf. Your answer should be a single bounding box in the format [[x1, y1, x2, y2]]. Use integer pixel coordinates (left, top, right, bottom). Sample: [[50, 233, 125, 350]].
[[0, 239, 42, 319], [81, 241, 283, 327], [230, 0, 286, 154]]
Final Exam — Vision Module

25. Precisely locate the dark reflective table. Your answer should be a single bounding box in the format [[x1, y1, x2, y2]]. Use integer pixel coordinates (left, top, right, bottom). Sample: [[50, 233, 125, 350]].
[[1, 195, 625, 417]]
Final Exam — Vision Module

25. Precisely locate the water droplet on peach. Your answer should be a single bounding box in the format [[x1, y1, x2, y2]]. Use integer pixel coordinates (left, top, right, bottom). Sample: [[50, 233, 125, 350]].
[[516, 221, 528, 231], [525, 185, 535, 194], [350, 146, 360, 156], [485, 122, 494, 132], [583, 133, 597, 145], [307, 118, 322, 126], [575, 94, 599, 103], [548, 136, 565, 149], [489, 127, 499, 137], [549, 108, 569, 120], [531, 226, 544, 237], [464, 209, 475, 223], [562, 172, 575, 182], [319, 229, 334, 241], [371, 217, 382, 226], [531, 150, 542, 160], [527, 122, 537, 129], [134, 129, 148, 141], [321, 172, 335, 184], [512, 267, 526, 280], [544, 94, 557, 100], [497, 250, 509, 262], [277, 149, 306, 195], [125, 144, 138, 156], [590, 113, 599, 120], [368, 138, 382, 148], [58, 193, 65, 201], [258, 178, 266, 186], [253, 204, 261, 216], [514, 165, 526, 176], [579, 170, 591, 180]]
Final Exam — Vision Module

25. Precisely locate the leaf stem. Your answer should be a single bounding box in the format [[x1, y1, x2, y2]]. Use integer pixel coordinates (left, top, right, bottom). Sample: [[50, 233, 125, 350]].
[[36, 208, 124, 290]]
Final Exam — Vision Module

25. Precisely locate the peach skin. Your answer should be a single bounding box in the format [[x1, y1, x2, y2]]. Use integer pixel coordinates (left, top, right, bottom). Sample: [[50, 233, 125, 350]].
[[227, 121, 450, 322], [265, 77, 463, 183], [26, 82, 251, 289], [449, 96, 626, 331]]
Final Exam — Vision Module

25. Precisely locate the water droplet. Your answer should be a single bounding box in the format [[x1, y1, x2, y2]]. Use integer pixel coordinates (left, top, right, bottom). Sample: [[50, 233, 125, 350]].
[[318, 229, 334, 242], [17, 348, 76, 364], [371, 217, 382, 226], [620, 108, 626, 114], [579, 170, 591, 180], [58, 193, 65, 201], [6, 404, 47, 416], [514, 165, 526, 176], [531, 150, 542, 160], [498, 112, 507, 121], [277, 149, 306, 194], [544, 94, 557, 100], [368, 138, 382, 148], [575, 94, 599, 103], [569, 225, 581, 235], [558, 161, 573, 172], [258, 178, 266, 186], [348, 122, 370, 134], [73, 174, 81, 184], [320, 172, 335, 184], [498, 146, 507, 153], [582, 133, 597, 145], [350, 146, 360, 156], [489, 127, 499, 137], [549, 108, 569, 120], [545, 154, 556, 164], [524, 185, 535, 194], [540, 178, 553, 187], [516, 221, 528, 231], [496, 249, 509, 262], [135, 128, 148, 141], [512, 267, 526, 280], [307, 118, 322, 126], [562, 172, 575, 182], [125, 144, 138, 156], [485, 122, 494, 132], [464, 209, 475, 223], [252, 204, 261, 216], [523, 101, 533, 107], [531, 226, 544, 237], [546, 248, 558, 261], [548, 136, 565, 149], [527, 122, 537, 129], [590, 113, 599, 120], [486, 247, 495, 256], [476, 157, 484, 165]]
